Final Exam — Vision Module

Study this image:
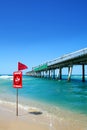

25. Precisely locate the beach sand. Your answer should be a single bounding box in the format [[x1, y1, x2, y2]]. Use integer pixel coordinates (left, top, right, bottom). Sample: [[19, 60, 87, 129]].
[[0, 102, 87, 130]]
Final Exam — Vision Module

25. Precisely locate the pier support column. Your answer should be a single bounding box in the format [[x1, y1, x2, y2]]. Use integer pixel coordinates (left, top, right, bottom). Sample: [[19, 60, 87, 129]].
[[37, 72, 41, 77], [43, 71, 45, 78], [39, 72, 41, 77], [56, 69, 59, 79], [48, 70, 51, 78], [45, 70, 47, 78], [51, 70, 53, 78], [50, 70, 52, 78], [53, 69, 55, 79], [68, 66, 73, 81], [59, 68, 62, 80], [82, 64, 85, 82], [51, 70, 55, 79], [41, 71, 44, 78], [41, 71, 42, 78]]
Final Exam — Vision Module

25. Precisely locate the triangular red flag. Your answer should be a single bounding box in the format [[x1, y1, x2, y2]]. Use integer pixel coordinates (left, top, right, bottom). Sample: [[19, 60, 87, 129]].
[[18, 62, 28, 71]]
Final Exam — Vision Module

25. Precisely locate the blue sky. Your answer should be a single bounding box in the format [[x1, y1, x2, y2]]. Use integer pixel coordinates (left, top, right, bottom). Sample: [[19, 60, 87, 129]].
[[0, 0, 87, 74]]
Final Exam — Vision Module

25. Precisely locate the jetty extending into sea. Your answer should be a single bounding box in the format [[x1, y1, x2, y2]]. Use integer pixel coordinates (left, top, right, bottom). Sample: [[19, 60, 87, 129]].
[[26, 48, 87, 81]]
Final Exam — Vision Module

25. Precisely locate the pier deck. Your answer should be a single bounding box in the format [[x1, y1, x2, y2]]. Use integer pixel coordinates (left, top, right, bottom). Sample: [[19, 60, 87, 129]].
[[26, 48, 87, 81]]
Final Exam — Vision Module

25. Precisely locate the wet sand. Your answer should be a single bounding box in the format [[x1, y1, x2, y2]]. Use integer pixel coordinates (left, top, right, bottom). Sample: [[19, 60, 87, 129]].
[[0, 102, 87, 130]]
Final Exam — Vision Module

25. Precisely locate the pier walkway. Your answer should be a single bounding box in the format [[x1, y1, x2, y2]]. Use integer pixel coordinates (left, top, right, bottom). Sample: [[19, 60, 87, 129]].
[[26, 48, 87, 81]]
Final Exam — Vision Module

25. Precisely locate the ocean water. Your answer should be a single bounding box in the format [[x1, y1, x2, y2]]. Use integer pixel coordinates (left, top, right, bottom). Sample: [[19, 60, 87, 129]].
[[0, 74, 87, 117]]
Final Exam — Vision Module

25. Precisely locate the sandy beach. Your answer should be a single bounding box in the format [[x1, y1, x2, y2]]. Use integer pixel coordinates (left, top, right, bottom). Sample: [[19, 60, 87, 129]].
[[0, 102, 50, 130], [0, 101, 87, 130]]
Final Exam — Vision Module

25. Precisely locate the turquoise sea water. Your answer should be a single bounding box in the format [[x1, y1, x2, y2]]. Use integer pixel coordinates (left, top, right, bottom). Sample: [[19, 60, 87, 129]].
[[0, 75, 87, 115]]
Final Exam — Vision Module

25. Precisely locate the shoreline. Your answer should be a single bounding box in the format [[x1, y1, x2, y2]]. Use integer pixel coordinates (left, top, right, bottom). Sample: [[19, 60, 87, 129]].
[[0, 102, 50, 130], [0, 100, 87, 130]]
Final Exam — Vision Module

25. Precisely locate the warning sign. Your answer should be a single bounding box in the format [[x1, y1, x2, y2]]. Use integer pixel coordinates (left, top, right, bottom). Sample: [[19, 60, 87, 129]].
[[13, 71, 22, 88]]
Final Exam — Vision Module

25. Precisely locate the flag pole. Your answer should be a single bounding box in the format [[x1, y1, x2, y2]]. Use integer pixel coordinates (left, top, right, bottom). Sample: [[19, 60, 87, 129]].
[[15, 62, 28, 116], [16, 88, 18, 116]]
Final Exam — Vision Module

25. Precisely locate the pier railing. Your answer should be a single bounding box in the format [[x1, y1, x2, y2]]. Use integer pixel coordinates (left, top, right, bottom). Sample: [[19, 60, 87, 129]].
[[32, 63, 48, 71], [47, 48, 87, 66]]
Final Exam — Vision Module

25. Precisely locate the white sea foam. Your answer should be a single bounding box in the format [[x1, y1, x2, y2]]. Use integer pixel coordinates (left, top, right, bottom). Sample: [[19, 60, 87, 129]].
[[0, 99, 41, 113], [0, 75, 13, 80], [0, 100, 16, 106]]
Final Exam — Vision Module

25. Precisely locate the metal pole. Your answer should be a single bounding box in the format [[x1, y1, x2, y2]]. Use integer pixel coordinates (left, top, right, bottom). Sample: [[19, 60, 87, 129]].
[[16, 88, 18, 116]]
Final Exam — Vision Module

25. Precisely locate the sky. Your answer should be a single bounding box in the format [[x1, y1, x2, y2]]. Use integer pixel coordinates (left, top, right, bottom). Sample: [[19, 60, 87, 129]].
[[0, 0, 87, 74]]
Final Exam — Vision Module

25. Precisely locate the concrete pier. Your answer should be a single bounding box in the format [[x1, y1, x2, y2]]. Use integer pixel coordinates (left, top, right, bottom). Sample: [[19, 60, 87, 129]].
[[26, 48, 87, 82]]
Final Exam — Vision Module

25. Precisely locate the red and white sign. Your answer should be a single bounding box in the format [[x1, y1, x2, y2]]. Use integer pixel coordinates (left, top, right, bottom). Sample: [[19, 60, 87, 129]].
[[13, 71, 22, 88]]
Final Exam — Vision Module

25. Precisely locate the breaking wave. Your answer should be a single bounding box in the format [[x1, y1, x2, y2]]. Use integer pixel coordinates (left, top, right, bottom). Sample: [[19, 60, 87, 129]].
[[0, 75, 13, 80]]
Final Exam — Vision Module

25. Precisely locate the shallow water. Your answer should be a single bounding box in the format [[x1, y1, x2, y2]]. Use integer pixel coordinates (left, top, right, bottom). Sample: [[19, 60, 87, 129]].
[[0, 75, 87, 114]]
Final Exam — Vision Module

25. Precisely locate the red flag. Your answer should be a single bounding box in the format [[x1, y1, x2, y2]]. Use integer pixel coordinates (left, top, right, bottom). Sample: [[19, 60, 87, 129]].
[[18, 62, 28, 71]]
